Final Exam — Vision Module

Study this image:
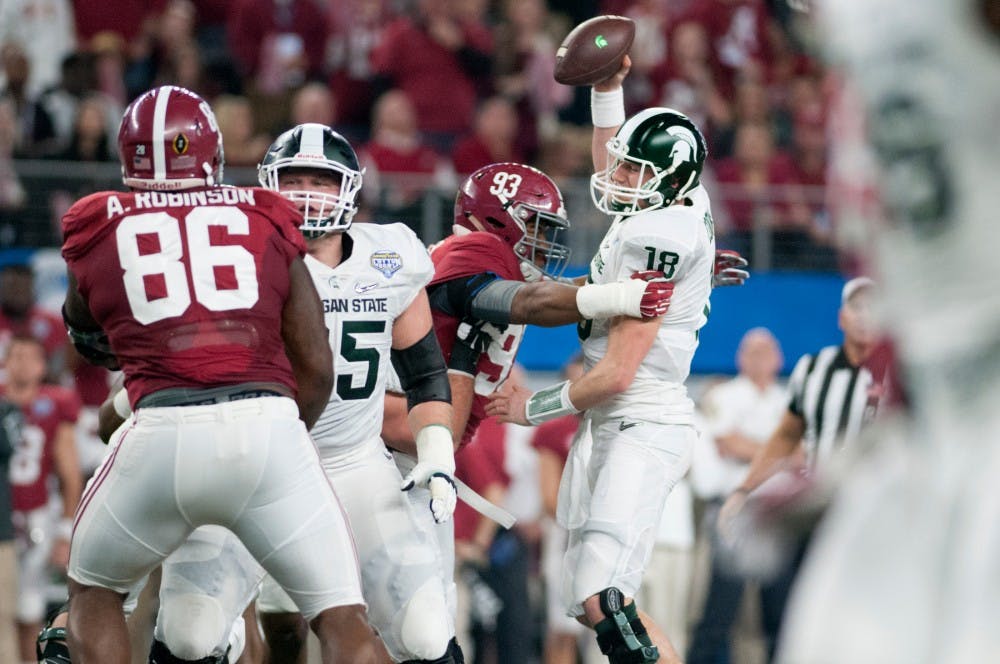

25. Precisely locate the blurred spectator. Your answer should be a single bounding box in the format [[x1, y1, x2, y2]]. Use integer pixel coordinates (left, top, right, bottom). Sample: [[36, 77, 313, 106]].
[[2, 335, 81, 662], [712, 74, 789, 158], [50, 93, 115, 161], [617, 0, 673, 112], [370, 0, 493, 140], [493, 0, 572, 160], [0, 395, 17, 664], [89, 31, 128, 108], [0, 263, 66, 382], [325, 0, 391, 130], [687, 328, 787, 664], [650, 20, 731, 144], [289, 81, 336, 128], [0, 0, 76, 97], [0, 42, 59, 157], [38, 51, 121, 154], [212, 94, 271, 167], [124, 0, 200, 97], [714, 121, 818, 266], [679, 0, 774, 99], [71, 0, 166, 44], [360, 88, 453, 223], [536, 124, 590, 187], [788, 109, 830, 243], [451, 96, 523, 176], [228, 0, 328, 95], [0, 98, 26, 216]]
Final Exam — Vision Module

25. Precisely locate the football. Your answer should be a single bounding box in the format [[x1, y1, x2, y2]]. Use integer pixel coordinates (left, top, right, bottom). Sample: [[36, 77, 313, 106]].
[[553, 15, 635, 86]]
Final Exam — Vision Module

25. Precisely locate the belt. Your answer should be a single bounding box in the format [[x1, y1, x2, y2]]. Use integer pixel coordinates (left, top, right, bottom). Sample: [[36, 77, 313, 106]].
[[136, 383, 289, 409]]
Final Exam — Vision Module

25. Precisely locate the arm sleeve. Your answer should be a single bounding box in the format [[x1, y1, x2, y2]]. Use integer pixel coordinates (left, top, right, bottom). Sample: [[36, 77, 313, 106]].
[[427, 272, 501, 319]]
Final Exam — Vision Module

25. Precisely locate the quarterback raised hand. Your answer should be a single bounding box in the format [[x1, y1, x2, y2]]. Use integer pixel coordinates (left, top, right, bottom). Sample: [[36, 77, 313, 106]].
[[400, 424, 458, 523], [714, 249, 750, 287]]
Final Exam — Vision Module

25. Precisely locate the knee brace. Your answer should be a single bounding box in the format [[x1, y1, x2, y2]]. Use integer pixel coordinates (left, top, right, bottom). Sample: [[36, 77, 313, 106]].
[[36, 603, 71, 664], [398, 580, 451, 660], [592, 588, 659, 664], [156, 593, 228, 661], [149, 638, 229, 664]]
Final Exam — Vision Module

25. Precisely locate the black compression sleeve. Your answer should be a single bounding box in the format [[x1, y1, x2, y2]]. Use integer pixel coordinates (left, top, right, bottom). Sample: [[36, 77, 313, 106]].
[[390, 329, 452, 410]]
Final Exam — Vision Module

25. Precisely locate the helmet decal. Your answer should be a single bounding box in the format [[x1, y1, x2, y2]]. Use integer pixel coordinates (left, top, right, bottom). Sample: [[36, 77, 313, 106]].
[[118, 86, 225, 191]]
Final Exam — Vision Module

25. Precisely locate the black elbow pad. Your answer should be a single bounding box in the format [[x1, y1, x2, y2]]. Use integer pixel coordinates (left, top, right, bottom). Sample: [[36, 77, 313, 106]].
[[391, 329, 451, 410]]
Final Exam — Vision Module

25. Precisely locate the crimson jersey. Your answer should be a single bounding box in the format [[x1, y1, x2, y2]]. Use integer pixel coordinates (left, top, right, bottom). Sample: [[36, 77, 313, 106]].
[[429, 232, 526, 448], [3, 385, 81, 512], [61, 187, 307, 407]]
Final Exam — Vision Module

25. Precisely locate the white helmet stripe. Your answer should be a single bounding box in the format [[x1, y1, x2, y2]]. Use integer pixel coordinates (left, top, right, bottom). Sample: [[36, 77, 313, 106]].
[[299, 123, 325, 155], [152, 86, 172, 180]]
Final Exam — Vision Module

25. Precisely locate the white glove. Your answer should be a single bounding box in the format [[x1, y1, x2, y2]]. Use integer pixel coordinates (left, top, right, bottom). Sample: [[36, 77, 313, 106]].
[[401, 424, 457, 524]]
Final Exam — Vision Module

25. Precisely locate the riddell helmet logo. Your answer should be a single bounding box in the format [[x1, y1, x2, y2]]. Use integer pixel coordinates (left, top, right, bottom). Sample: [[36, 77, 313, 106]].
[[173, 133, 189, 155]]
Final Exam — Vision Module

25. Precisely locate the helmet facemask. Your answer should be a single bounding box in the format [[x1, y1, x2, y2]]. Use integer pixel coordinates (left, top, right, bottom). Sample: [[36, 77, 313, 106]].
[[511, 204, 571, 282], [590, 114, 704, 216], [259, 158, 363, 238]]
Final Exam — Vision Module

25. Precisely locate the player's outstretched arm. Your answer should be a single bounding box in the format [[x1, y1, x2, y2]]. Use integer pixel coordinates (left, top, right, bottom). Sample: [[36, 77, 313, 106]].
[[486, 315, 658, 425], [590, 55, 631, 172], [390, 289, 457, 523], [472, 273, 672, 328], [282, 257, 334, 430]]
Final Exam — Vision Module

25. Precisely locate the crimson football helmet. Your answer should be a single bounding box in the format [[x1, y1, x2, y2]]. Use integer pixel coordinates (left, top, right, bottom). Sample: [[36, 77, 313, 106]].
[[117, 85, 224, 191], [454, 162, 571, 281]]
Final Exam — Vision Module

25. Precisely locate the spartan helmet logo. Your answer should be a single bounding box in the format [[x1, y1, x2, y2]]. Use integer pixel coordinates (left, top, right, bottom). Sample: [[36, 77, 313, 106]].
[[173, 133, 189, 155], [665, 126, 696, 172]]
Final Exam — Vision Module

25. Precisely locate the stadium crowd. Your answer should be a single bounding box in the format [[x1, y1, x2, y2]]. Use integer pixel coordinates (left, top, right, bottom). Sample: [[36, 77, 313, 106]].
[[1, 0, 839, 269], [0, 1, 878, 663]]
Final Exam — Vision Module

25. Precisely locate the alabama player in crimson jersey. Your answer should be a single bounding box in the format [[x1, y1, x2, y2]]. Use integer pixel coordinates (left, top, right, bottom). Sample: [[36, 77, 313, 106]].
[[2, 335, 82, 662], [60, 85, 387, 664]]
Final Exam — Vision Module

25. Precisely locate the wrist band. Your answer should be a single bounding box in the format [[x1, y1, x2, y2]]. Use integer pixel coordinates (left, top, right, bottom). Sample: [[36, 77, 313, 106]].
[[591, 87, 626, 128], [525, 380, 580, 425], [112, 388, 131, 418], [576, 279, 645, 319]]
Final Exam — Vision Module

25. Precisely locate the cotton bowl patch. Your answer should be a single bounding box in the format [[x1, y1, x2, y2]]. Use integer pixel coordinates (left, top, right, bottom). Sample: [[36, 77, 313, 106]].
[[371, 250, 402, 278]]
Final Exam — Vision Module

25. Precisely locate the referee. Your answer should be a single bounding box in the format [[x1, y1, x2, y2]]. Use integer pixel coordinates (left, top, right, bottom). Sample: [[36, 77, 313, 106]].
[[715, 277, 878, 653], [722, 276, 877, 505]]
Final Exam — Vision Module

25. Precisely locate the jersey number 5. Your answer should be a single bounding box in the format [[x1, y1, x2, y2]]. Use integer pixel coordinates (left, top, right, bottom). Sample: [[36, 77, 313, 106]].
[[116, 209, 259, 325]]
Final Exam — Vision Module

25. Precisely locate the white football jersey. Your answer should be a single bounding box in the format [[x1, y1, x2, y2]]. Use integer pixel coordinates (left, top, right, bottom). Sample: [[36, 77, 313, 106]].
[[819, 0, 1000, 371], [306, 223, 433, 461], [581, 187, 716, 423]]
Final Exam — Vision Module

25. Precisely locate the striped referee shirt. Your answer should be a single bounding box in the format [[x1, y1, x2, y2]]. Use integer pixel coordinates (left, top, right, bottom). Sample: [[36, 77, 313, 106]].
[[787, 345, 875, 469]]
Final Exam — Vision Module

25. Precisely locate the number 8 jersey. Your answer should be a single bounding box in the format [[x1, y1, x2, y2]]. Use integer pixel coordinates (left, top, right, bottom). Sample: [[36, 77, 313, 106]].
[[305, 222, 434, 461], [61, 187, 308, 407], [581, 186, 716, 424]]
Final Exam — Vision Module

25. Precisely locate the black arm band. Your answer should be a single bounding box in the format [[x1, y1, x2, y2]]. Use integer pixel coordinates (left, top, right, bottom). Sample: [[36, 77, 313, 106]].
[[391, 328, 452, 410]]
